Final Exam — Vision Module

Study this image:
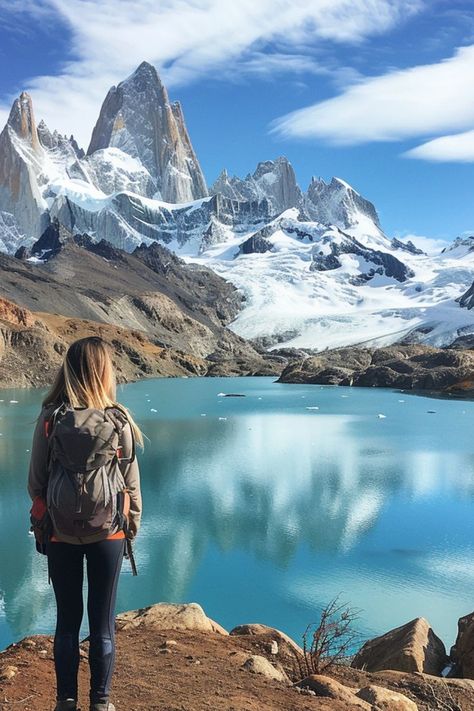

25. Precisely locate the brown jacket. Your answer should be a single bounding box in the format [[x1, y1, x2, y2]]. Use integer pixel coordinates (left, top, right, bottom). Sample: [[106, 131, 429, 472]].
[[27, 404, 142, 543]]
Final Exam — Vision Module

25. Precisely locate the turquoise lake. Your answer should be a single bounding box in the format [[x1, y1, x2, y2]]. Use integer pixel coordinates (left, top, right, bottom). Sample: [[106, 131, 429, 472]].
[[1, 376, 474, 652]]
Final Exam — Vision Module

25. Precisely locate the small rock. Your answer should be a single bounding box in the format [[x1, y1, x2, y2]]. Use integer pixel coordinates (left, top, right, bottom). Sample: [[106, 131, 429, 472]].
[[356, 684, 418, 710], [22, 639, 36, 649], [296, 675, 370, 709], [160, 639, 178, 649], [0, 665, 18, 680], [269, 640, 279, 655], [241, 655, 289, 683], [38, 649, 48, 658]]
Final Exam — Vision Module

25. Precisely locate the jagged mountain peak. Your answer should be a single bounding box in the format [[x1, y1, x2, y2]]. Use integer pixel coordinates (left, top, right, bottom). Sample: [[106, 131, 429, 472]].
[[87, 61, 207, 203], [129, 60, 161, 82], [305, 174, 381, 235], [36, 119, 84, 159], [6, 92, 41, 151], [211, 156, 301, 216]]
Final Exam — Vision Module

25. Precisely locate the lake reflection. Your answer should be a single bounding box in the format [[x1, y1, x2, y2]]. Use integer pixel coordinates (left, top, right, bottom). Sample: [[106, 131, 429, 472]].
[[1, 377, 474, 650]]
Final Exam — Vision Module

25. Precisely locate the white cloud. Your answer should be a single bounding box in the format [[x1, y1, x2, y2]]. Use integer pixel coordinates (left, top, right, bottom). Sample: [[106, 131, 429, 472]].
[[395, 232, 451, 255], [405, 129, 474, 162], [272, 44, 474, 158], [0, 0, 423, 148]]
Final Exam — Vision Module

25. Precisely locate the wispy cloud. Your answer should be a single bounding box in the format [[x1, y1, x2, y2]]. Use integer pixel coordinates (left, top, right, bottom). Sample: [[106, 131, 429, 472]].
[[405, 129, 474, 162], [0, 0, 423, 147], [272, 44, 474, 162]]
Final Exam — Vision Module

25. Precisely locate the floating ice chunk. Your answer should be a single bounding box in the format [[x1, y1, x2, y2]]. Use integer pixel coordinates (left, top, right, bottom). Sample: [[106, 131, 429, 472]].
[[217, 392, 226, 397], [341, 395, 349, 398], [200, 413, 206, 417], [398, 399, 405, 403], [306, 406, 319, 410], [9, 400, 18, 404], [257, 397, 262, 400], [150, 408, 157, 413], [378, 414, 386, 419], [218, 417, 227, 421]]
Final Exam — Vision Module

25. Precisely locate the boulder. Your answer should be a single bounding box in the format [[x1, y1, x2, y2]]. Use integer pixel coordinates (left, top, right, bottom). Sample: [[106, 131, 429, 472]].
[[241, 655, 289, 683], [356, 684, 418, 710], [451, 611, 474, 678], [352, 617, 447, 674], [230, 623, 303, 655], [295, 675, 371, 709], [116, 602, 228, 635]]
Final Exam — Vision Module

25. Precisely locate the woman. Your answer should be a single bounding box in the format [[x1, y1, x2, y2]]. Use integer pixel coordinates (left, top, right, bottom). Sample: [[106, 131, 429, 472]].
[[27, 337, 143, 711]]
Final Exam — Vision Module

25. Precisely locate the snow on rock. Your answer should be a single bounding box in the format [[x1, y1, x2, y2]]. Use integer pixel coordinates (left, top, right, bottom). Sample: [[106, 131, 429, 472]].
[[68, 147, 156, 198], [211, 157, 302, 217], [0, 63, 473, 351], [87, 61, 208, 203], [304, 176, 385, 248]]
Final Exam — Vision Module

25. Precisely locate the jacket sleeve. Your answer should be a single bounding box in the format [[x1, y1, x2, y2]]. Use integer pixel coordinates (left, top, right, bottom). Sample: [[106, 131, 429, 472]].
[[121, 420, 142, 540], [27, 408, 50, 501]]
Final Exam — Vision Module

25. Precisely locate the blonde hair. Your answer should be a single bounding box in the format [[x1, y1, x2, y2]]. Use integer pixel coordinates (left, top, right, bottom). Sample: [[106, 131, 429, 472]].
[[42, 336, 144, 447]]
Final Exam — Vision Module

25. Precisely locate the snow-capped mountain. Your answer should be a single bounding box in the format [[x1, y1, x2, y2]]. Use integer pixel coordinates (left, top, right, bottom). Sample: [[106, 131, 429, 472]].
[[0, 61, 473, 352], [88, 61, 208, 203], [211, 157, 302, 217]]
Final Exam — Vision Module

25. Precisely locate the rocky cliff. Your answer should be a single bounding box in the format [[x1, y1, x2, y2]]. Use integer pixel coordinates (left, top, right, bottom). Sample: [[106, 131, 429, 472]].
[[88, 61, 208, 203], [0, 92, 47, 245]]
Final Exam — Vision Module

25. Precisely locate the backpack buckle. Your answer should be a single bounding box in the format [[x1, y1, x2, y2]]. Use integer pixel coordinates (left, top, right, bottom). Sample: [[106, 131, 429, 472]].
[[116, 446, 126, 462]]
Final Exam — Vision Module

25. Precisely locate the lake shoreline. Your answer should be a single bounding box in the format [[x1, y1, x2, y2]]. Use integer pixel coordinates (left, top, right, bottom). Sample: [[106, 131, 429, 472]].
[[2, 369, 473, 401], [2, 601, 474, 711]]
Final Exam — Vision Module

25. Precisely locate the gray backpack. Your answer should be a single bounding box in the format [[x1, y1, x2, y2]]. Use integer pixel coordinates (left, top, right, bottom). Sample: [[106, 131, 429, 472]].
[[45, 403, 133, 542]]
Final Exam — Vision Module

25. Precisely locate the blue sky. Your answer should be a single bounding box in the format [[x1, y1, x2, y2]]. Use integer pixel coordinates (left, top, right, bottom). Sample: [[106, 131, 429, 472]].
[[0, 0, 473, 247]]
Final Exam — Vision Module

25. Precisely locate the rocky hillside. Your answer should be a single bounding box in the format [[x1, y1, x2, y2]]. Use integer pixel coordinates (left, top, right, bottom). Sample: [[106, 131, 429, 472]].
[[2, 602, 474, 710], [0, 222, 288, 387], [278, 343, 474, 395]]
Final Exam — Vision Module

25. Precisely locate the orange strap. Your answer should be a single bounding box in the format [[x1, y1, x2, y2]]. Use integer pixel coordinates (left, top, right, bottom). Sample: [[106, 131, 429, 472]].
[[50, 530, 126, 542]]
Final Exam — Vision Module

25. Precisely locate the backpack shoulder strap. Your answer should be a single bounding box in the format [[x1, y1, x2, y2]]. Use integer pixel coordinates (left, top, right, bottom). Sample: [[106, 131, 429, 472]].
[[105, 406, 135, 467]]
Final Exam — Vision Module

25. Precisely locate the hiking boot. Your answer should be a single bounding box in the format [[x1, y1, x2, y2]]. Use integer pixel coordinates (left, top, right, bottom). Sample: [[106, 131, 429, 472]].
[[89, 704, 115, 711], [54, 701, 77, 711]]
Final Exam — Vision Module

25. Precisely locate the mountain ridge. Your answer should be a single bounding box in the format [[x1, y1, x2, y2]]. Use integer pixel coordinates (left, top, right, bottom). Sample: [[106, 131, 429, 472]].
[[0, 61, 472, 354]]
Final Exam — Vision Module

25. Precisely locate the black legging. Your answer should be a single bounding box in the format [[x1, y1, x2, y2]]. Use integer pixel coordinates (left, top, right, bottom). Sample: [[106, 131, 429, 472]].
[[46, 538, 125, 704]]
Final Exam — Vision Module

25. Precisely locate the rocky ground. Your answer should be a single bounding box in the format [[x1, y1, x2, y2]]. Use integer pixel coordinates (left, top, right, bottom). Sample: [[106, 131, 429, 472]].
[[2, 603, 474, 711], [278, 344, 474, 396]]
